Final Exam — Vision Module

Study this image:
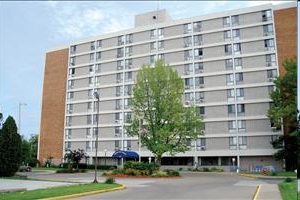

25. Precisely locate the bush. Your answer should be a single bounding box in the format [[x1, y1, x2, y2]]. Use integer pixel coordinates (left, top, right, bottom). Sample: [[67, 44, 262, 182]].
[[164, 169, 180, 176], [153, 170, 168, 177], [284, 177, 294, 182], [104, 177, 115, 184], [203, 167, 210, 172], [110, 169, 125, 175], [268, 171, 277, 176], [86, 164, 117, 170]]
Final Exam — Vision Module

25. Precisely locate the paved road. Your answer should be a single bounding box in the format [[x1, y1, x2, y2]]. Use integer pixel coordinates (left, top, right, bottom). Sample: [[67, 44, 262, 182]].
[[71, 172, 265, 200]]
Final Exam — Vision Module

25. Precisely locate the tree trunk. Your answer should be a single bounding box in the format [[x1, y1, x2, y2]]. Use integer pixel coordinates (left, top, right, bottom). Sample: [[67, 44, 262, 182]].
[[155, 155, 162, 167]]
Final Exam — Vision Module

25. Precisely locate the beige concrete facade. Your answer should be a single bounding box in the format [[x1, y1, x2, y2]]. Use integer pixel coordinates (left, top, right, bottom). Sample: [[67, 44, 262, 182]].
[[39, 3, 296, 170]]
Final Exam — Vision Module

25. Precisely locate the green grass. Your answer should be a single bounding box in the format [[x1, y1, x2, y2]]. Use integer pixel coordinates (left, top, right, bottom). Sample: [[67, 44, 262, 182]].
[[276, 171, 297, 177], [0, 183, 121, 200], [278, 182, 299, 200]]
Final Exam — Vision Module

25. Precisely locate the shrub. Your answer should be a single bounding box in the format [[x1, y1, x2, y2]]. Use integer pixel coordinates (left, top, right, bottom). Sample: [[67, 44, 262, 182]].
[[164, 169, 180, 176], [268, 171, 277, 176], [104, 177, 115, 184], [203, 167, 210, 172], [153, 170, 168, 177], [284, 177, 293, 182], [110, 169, 125, 175]]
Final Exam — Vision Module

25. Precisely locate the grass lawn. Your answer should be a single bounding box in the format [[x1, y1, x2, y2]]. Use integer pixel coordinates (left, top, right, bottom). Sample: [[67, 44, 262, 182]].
[[0, 183, 121, 200], [278, 182, 299, 200]]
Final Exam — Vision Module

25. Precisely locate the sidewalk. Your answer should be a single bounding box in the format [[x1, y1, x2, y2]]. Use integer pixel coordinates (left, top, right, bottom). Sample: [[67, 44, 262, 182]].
[[256, 184, 282, 200]]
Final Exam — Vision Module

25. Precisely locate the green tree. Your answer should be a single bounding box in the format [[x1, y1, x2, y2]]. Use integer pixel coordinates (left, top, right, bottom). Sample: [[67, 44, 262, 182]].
[[0, 116, 22, 176], [21, 136, 31, 165], [64, 149, 87, 169], [268, 57, 297, 171], [128, 60, 203, 165]]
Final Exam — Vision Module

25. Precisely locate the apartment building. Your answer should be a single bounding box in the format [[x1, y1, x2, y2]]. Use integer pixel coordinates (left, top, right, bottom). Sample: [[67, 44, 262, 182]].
[[38, 2, 297, 171]]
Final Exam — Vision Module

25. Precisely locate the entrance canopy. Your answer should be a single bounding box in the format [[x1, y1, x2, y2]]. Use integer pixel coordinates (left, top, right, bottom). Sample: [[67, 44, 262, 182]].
[[112, 150, 139, 159]]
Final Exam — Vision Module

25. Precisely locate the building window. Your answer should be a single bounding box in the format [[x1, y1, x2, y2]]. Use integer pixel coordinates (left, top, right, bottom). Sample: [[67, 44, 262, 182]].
[[233, 43, 241, 54], [95, 64, 101, 73], [225, 44, 232, 55], [268, 85, 276, 94], [232, 29, 240, 40], [184, 64, 193, 75], [231, 15, 239, 26], [115, 140, 121, 150], [158, 28, 164, 38], [225, 59, 233, 70], [197, 107, 205, 116], [267, 69, 277, 80], [115, 127, 121, 137], [115, 99, 122, 110], [65, 129, 72, 139], [69, 57, 75, 66], [183, 23, 192, 33], [228, 104, 235, 114], [195, 92, 205, 103], [69, 68, 75, 77], [124, 85, 132, 95], [150, 55, 157, 65], [116, 86, 122, 96], [88, 77, 94, 86], [228, 121, 236, 133], [236, 88, 244, 100], [223, 16, 230, 26], [67, 104, 73, 114], [184, 50, 193, 60], [117, 60, 124, 70], [124, 112, 132, 123], [234, 58, 242, 70], [262, 10, 272, 21], [90, 41, 95, 50], [185, 92, 194, 104], [125, 72, 132, 82], [264, 39, 275, 51], [194, 35, 203, 46], [125, 34, 133, 44], [117, 48, 124, 58], [184, 36, 192, 47], [65, 141, 71, 150], [227, 89, 234, 102], [194, 48, 203, 59], [124, 98, 131, 109], [195, 62, 204, 73], [237, 104, 245, 114], [67, 92, 74, 101], [239, 136, 247, 149], [224, 30, 231, 40], [125, 46, 133, 57], [96, 52, 101, 61], [150, 42, 157, 52], [70, 45, 76, 54], [196, 138, 206, 151], [195, 77, 204, 88], [90, 53, 95, 61], [87, 89, 93, 99], [68, 80, 74, 89], [235, 72, 243, 82], [87, 102, 92, 112], [96, 40, 102, 48], [66, 116, 72, 126], [95, 76, 100, 86], [266, 54, 276, 67], [125, 59, 133, 69], [118, 35, 125, 45], [184, 78, 193, 89], [263, 24, 273, 36], [115, 113, 122, 122], [158, 41, 164, 50], [116, 73, 123, 83], [193, 21, 202, 32], [87, 115, 92, 125], [226, 74, 234, 85], [229, 137, 237, 150], [150, 29, 157, 39]]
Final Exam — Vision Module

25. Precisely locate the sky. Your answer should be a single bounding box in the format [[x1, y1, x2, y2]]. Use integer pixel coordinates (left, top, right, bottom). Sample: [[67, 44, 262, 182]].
[[0, 1, 296, 139]]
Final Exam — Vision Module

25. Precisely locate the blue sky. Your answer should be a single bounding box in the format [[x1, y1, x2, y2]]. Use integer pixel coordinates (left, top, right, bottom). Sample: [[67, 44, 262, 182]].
[[0, 1, 294, 139]]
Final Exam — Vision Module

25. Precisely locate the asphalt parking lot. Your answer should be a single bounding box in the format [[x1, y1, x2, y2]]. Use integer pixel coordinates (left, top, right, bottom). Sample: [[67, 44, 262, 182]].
[[1, 171, 283, 200]]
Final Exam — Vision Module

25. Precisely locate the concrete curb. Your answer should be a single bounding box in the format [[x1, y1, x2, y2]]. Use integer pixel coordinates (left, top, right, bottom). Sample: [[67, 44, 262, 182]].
[[41, 184, 126, 200], [252, 184, 261, 200]]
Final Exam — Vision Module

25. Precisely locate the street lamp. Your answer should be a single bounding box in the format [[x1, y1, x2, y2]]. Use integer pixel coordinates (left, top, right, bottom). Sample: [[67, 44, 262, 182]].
[[18, 102, 27, 135], [104, 149, 107, 166], [93, 92, 100, 183]]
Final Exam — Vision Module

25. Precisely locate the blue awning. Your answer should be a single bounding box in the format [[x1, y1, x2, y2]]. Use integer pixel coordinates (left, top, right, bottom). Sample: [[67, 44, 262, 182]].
[[112, 150, 139, 158]]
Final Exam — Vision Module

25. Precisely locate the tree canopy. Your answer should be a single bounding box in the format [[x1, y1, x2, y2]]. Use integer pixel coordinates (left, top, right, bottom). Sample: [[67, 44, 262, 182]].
[[268, 57, 297, 170], [0, 116, 22, 176], [127, 60, 204, 165]]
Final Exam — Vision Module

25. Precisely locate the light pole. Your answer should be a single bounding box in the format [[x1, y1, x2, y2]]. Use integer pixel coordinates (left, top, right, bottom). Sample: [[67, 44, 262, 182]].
[[93, 92, 100, 183], [138, 118, 141, 163], [18, 102, 27, 135], [104, 149, 107, 166]]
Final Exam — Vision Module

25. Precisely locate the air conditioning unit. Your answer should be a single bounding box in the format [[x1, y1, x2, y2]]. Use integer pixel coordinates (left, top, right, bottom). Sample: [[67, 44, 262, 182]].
[[184, 71, 190, 75], [185, 101, 190, 105], [200, 146, 206, 151], [199, 99, 205, 103], [199, 84, 205, 88], [268, 78, 274, 82], [185, 85, 190, 89], [117, 66, 123, 70], [115, 119, 120, 123]]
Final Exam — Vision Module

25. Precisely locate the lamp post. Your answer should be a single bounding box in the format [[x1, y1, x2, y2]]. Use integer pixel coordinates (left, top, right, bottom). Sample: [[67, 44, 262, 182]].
[[93, 92, 100, 183], [18, 102, 27, 135], [104, 149, 107, 166]]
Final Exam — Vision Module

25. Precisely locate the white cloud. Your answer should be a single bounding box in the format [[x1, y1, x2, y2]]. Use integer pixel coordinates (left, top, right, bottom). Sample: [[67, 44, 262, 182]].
[[44, 2, 133, 41]]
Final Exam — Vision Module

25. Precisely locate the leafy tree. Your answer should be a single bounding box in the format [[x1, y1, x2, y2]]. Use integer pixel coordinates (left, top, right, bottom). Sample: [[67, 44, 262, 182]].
[[268, 57, 297, 171], [64, 149, 87, 169], [21, 136, 31, 165], [128, 60, 203, 165], [20, 134, 38, 167], [0, 116, 22, 176]]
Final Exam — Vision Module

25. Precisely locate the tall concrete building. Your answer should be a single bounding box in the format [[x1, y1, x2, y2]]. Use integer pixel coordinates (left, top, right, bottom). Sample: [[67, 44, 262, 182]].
[[38, 2, 296, 171]]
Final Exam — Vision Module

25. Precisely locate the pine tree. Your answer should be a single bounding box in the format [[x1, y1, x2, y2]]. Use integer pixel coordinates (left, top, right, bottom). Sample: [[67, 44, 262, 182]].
[[0, 116, 22, 176]]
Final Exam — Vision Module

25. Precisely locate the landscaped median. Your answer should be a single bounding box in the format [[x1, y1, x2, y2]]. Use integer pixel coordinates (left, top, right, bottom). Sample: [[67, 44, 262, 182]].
[[0, 183, 125, 200]]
